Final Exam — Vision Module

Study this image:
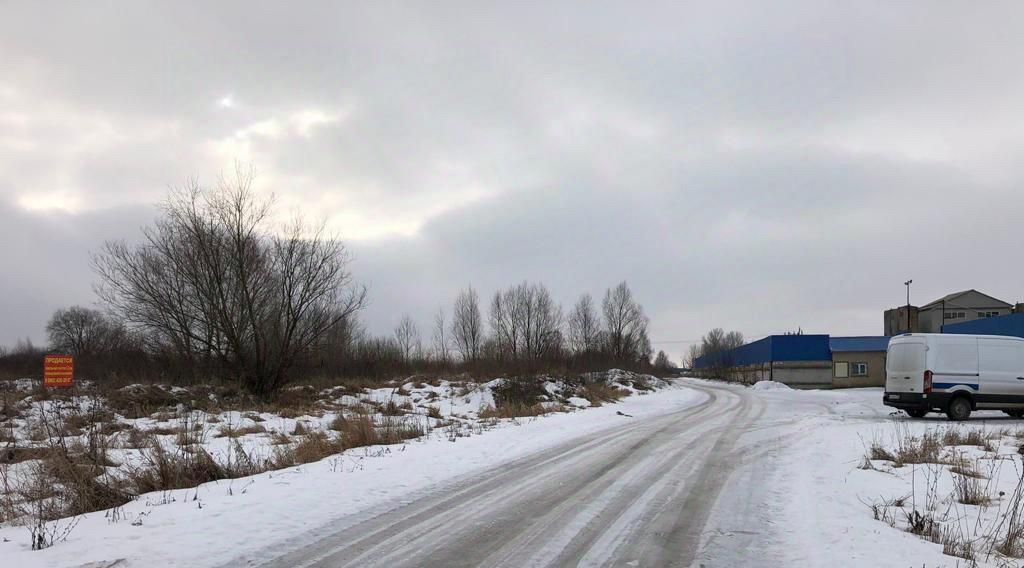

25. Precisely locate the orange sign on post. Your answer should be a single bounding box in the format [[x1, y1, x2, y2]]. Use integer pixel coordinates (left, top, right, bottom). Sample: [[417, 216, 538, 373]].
[[44, 355, 74, 388]]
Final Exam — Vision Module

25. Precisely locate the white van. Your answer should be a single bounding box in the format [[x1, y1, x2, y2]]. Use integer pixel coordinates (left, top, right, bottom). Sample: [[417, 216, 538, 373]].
[[884, 333, 1024, 420]]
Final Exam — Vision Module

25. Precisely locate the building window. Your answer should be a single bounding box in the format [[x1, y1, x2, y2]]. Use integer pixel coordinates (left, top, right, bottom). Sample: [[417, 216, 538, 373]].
[[977, 311, 1000, 318], [944, 311, 966, 320], [834, 361, 849, 378], [852, 362, 868, 377]]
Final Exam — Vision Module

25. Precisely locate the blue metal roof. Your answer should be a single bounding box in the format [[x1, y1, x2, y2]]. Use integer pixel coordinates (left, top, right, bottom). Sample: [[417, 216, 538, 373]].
[[943, 313, 1024, 339], [693, 334, 831, 369], [830, 336, 891, 353]]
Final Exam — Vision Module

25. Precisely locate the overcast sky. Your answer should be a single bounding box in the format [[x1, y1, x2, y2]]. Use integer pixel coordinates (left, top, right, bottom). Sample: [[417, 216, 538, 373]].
[[2, 2, 1023, 358]]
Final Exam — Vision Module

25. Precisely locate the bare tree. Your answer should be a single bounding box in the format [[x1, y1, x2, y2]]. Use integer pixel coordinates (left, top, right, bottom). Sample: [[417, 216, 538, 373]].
[[524, 284, 562, 359], [394, 314, 421, 363], [653, 350, 672, 370], [12, 337, 38, 356], [567, 293, 601, 354], [692, 328, 745, 373], [684, 343, 702, 369], [45, 306, 125, 356], [489, 288, 521, 360], [451, 286, 483, 361], [602, 281, 650, 362], [490, 282, 562, 360], [431, 307, 449, 363], [92, 168, 366, 394]]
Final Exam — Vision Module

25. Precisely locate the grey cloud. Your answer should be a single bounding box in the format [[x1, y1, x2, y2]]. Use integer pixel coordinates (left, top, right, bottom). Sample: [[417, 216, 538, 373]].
[[1, 2, 1024, 358]]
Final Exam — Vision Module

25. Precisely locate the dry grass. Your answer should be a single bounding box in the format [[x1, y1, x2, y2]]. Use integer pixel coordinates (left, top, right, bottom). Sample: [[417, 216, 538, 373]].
[[580, 383, 629, 407], [270, 430, 341, 468], [381, 400, 404, 416], [0, 446, 56, 464], [106, 385, 181, 419], [943, 428, 988, 447], [145, 425, 183, 436], [426, 405, 442, 419], [328, 413, 348, 431], [479, 402, 549, 419], [892, 430, 946, 467], [115, 425, 156, 449], [269, 431, 291, 445], [215, 423, 266, 438], [952, 473, 991, 506]]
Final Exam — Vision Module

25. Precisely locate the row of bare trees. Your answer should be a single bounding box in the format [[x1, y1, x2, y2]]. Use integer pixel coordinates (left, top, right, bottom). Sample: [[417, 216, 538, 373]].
[[0, 171, 661, 393], [378, 280, 652, 370]]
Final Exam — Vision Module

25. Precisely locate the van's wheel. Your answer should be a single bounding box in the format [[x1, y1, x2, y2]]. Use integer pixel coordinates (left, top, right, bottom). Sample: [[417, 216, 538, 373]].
[[906, 409, 928, 418], [947, 397, 972, 421]]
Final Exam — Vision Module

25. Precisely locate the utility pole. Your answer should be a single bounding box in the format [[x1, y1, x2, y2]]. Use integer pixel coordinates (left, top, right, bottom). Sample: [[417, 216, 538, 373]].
[[904, 279, 913, 333]]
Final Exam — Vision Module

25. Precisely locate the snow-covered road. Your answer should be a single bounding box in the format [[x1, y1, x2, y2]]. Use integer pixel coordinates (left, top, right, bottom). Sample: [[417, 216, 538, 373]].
[[251, 379, 887, 568], [8, 379, 965, 568]]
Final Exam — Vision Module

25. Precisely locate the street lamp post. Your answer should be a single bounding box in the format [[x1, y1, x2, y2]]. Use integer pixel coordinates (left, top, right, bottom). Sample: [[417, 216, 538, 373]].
[[904, 279, 913, 333]]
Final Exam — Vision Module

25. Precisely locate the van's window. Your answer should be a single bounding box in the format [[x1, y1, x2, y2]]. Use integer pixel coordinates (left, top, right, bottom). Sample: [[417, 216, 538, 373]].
[[980, 341, 1024, 373], [934, 340, 979, 374], [888, 343, 925, 372]]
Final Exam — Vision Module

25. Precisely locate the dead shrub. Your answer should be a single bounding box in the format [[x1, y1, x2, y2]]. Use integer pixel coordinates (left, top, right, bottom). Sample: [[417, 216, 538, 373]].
[[116, 426, 155, 449], [894, 430, 945, 466], [580, 383, 629, 407], [492, 378, 546, 410], [868, 442, 897, 462], [98, 422, 131, 436], [64, 409, 115, 431], [42, 454, 131, 517], [127, 443, 228, 494], [943, 428, 987, 447], [426, 405, 442, 419], [338, 414, 378, 448], [328, 413, 347, 431], [0, 446, 56, 464], [376, 415, 424, 445], [479, 402, 549, 419], [146, 425, 181, 436], [952, 473, 990, 506], [107, 385, 180, 419], [937, 524, 976, 562], [215, 423, 266, 438], [270, 431, 341, 468], [381, 400, 404, 416]]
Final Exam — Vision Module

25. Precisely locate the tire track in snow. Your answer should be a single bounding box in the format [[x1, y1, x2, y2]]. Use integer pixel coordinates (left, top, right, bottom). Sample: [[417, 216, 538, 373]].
[[253, 382, 770, 568]]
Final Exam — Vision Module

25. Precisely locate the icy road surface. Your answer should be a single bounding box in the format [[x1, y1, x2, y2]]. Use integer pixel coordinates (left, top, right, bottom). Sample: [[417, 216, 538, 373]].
[[252, 380, 873, 568], [14, 380, 963, 568]]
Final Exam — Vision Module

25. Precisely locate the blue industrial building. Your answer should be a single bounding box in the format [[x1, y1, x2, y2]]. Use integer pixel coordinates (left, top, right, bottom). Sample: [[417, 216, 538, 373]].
[[942, 312, 1024, 338], [692, 311, 1024, 389], [693, 334, 890, 388]]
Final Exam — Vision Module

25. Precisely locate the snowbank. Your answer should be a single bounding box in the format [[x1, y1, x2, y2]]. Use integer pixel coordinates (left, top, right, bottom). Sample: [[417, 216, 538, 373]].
[[750, 380, 791, 391], [0, 375, 700, 568]]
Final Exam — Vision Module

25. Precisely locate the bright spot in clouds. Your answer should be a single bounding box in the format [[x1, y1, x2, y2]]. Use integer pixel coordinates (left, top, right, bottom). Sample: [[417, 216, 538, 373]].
[[219, 95, 234, 108]]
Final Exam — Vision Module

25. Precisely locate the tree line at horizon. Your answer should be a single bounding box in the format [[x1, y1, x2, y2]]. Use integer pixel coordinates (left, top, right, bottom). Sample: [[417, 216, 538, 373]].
[[0, 170, 673, 394]]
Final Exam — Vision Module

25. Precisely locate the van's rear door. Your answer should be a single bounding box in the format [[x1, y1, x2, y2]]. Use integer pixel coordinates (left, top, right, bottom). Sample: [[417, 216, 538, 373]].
[[886, 337, 926, 394]]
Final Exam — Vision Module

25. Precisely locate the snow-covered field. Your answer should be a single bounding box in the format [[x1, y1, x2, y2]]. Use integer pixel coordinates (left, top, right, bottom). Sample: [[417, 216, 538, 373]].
[[6, 376, 1024, 567], [744, 385, 1024, 568], [0, 371, 682, 567]]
